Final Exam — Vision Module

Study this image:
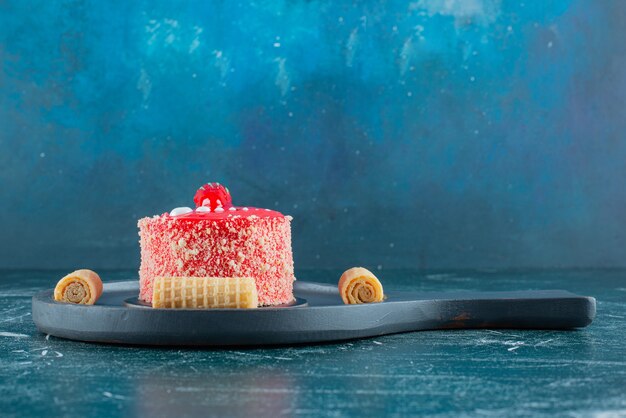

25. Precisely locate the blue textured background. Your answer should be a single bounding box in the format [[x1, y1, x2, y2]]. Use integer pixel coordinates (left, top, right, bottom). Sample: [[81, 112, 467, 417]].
[[1, 0, 625, 270]]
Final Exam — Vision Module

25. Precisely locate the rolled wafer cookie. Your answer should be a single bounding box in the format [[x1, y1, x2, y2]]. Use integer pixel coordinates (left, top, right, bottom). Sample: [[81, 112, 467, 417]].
[[54, 269, 103, 305], [152, 276, 258, 309], [338, 267, 384, 304]]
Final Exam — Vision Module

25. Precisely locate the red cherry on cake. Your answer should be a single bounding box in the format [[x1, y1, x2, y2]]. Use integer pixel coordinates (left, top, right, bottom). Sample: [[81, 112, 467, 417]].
[[193, 183, 233, 210]]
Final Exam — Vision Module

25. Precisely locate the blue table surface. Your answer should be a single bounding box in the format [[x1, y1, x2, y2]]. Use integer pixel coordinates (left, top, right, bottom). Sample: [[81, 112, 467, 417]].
[[1, 269, 625, 417]]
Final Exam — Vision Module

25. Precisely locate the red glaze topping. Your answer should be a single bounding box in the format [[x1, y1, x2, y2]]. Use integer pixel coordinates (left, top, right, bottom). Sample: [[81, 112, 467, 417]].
[[169, 183, 286, 220], [193, 182, 233, 210], [169, 207, 286, 220]]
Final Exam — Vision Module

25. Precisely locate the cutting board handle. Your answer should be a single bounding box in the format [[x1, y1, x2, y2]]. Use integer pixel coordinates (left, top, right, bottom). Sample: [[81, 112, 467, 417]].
[[415, 291, 596, 330], [295, 282, 596, 330]]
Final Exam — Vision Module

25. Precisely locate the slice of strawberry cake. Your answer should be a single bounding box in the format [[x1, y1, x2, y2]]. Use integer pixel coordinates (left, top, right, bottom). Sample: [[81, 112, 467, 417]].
[[138, 183, 295, 306]]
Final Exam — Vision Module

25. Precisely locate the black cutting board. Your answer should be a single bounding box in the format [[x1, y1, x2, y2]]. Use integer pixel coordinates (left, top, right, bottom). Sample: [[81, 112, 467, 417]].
[[32, 280, 595, 346]]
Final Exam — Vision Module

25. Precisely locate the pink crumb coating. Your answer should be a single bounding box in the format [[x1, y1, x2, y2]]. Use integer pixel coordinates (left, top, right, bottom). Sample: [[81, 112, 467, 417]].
[[138, 209, 295, 306]]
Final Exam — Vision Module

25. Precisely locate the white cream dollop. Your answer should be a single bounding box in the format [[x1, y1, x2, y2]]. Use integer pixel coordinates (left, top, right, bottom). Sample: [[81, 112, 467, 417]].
[[214, 207, 224, 213], [170, 207, 193, 216], [195, 206, 211, 213]]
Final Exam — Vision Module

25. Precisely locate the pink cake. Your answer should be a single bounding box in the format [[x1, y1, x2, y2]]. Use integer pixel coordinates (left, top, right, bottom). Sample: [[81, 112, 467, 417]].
[[138, 183, 295, 306]]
